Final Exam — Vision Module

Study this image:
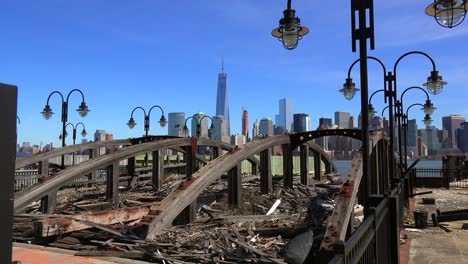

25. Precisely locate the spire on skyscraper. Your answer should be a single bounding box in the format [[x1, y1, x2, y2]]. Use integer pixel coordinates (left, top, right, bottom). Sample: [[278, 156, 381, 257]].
[[221, 56, 224, 74]]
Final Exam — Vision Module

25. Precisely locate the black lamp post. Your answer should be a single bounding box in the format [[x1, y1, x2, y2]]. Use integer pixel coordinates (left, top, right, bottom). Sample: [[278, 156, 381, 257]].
[[127, 105, 166, 137], [341, 52, 446, 179], [183, 115, 215, 138], [41, 89, 90, 169], [64, 122, 87, 165], [425, 0, 468, 28], [271, 0, 309, 50]]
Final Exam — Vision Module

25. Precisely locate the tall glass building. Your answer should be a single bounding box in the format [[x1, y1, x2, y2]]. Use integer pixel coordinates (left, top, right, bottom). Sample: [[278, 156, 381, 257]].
[[293, 113, 310, 133], [259, 117, 274, 136], [168, 112, 185, 136], [278, 98, 294, 133], [216, 61, 230, 137]]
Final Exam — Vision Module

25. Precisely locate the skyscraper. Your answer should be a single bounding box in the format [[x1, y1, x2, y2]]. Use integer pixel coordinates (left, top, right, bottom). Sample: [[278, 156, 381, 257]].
[[216, 60, 230, 137], [212, 115, 229, 142], [259, 118, 274, 136], [242, 109, 249, 140], [278, 98, 294, 133], [168, 112, 186, 136], [293, 113, 310, 133], [335, 111, 351, 128], [252, 119, 259, 139], [442, 114, 465, 148]]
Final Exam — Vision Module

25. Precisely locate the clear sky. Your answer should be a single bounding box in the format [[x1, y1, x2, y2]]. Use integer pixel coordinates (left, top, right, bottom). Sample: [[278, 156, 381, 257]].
[[4, 1, 468, 146]]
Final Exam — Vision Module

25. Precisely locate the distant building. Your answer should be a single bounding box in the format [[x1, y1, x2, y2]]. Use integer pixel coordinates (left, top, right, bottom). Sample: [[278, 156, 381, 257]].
[[442, 114, 465, 148], [335, 111, 351, 128], [94, 130, 107, 141], [231, 134, 246, 146], [212, 115, 230, 142], [252, 119, 260, 139], [216, 60, 230, 138], [458, 122, 468, 154], [106, 132, 113, 141], [293, 113, 310, 133], [168, 112, 185, 136], [259, 117, 274, 136], [278, 98, 294, 133], [407, 119, 417, 159], [419, 126, 441, 156], [349, 115, 356, 129], [242, 109, 249, 141]]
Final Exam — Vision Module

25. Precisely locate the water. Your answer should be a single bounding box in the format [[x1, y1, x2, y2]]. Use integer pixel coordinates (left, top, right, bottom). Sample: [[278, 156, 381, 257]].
[[333, 159, 443, 177]]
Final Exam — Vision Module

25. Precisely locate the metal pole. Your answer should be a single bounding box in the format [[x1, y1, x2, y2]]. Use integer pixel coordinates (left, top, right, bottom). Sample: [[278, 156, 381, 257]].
[[0, 83, 17, 263], [387, 72, 396, 180], [61, 102, 67, 169]]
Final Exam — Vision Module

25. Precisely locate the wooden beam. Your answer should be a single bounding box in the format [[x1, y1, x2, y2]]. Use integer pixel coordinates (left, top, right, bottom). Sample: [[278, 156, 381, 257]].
[[282, 144, 293, 188], [260, 149, 272, 194], [300, 145, 309, 185], [33, 204, 156, 237], [228, 165, 242, 208]]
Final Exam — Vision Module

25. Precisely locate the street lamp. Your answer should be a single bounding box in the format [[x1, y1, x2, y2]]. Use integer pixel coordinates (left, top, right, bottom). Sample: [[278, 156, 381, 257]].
[[271, 0, 309, 50], [342, 51, 446, 178], [402, 103, 435, 167], [183, 115, 215, 138], [127, 105, 166, 137], [65, 122, 87, 165], [425, 0, 468, 28], [41, 89, 90, 168], [368, 89, 385, 118]]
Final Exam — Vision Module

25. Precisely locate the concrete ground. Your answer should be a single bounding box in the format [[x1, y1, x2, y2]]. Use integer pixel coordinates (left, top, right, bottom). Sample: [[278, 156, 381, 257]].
[[404, 188, 468, 264]]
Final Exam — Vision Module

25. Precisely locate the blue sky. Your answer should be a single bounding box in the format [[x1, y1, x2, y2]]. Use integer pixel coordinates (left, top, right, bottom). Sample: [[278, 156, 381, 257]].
[[4, 1, 468, 146]]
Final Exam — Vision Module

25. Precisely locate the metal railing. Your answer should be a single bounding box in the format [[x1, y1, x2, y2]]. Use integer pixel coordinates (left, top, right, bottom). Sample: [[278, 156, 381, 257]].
[[409, 168, 468, 189]]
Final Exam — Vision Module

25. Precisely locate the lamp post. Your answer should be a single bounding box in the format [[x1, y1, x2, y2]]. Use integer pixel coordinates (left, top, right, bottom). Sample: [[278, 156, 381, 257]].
[[41, 89, 90, 169], [403, 103, 434, 164], [183, 115, 215, 138], [127, 105, 166, 167], [341, 51, 446, 179], [425, 0, 468, 28], [64, 122, 87, 165], [271, 0, 309, 50], [127, 105, 166, 137]]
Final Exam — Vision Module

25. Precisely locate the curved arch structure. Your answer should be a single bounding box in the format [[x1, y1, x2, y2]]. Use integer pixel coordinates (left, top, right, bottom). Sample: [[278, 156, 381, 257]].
[[14, 135, 336, 215], [290, 129, 362, 149]]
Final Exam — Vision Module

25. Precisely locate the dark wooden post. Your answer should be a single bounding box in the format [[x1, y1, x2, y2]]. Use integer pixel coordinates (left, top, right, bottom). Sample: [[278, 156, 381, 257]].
[[282, 144, 293, 188], [152, 150, 164, 190], [176, 144, 197, 225], [106, 161, 120, 207], [251, 160, 258, 175], [313, 151, 322, 180], [300, 145, 309, 185], [41, 192, 57, 214], [39, 159, 49, 176], [212, 147, 220, 159], [127, 156, 135, 179], [228, 165, 242, 208], [260, 149, 272, 194]]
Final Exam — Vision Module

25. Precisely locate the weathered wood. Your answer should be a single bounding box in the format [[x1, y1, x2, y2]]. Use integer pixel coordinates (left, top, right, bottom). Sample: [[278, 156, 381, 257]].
[[227, 237, 286, 264], [152, 150, 163, 190], [34, 204, 156, 237], [228, 165, 242, 208], [313, 151, 322, 180], [260, 149, 272, 194], [282, 144, 293, 188], [300, 145, 309, 185]]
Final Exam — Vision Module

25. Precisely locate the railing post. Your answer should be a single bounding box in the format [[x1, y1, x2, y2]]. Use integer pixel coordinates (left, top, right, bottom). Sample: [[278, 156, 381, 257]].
[[152, 150, 164, 190], [389, 194, 400, 264], [228, 165, 242, 208], [282, 144, 294, 188], [175, 145, 197, 225], [260, 149, 272, 194], [300, 144, 310, 185], [127, 156, 135, 180]]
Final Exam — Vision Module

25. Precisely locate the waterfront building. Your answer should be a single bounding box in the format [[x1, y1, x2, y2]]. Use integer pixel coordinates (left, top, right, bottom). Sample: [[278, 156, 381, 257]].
[[293, 113, 310, 133], [407, 119, 418, 159], [278, 98, 294, 133], [168, 112, 185, 137], [259, 117, 274, 136], [419, 126, 441, 156], [216, 60, 230, 138], [335, 111, 351, 128], [442, 114, 465, 148]]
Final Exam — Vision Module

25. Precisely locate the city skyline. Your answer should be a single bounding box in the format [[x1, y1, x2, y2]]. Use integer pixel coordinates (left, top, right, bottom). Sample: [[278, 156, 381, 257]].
[[5, 1, 468, 145]]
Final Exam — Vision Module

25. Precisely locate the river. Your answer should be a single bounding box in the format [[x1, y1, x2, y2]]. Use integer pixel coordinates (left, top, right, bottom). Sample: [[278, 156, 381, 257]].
[[333, 159, 443, 177]]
